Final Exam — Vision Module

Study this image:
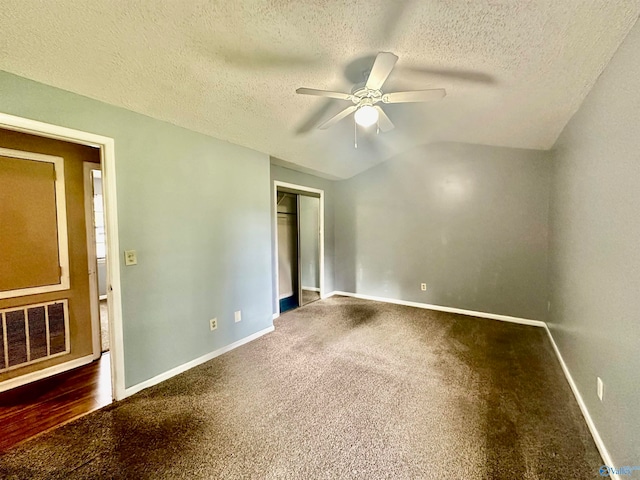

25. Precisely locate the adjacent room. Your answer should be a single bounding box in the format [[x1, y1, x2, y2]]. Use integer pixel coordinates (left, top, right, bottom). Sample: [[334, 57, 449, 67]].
[[0, 1, 638, 479]]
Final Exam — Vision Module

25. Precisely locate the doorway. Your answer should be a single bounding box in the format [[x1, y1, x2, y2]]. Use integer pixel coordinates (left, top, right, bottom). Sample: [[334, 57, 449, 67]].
[[274, 182, 324, 315], [0, 112, 125, 450]]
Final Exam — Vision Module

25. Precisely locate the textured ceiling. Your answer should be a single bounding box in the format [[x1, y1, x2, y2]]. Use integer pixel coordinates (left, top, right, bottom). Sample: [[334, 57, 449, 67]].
[[1, 1, 639, 178]]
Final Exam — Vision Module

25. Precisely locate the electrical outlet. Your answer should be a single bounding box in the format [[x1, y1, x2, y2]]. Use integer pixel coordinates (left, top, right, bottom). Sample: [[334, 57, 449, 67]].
[[234, 310, 242, 323], [420, 283, 427, 291], [547, 301, 551, 312], [209, 318, 217, 331], [597, 377, 604, 402]]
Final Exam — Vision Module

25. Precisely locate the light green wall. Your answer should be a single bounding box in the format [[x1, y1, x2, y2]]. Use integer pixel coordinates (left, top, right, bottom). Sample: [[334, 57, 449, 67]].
[[0, 71, 274, 388], [548, 19, 640, 465], [335, 142, 552, 321]]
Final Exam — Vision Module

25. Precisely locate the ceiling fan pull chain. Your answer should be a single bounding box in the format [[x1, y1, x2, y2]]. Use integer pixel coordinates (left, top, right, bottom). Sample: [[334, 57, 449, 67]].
[[354, 118, 358, 148]]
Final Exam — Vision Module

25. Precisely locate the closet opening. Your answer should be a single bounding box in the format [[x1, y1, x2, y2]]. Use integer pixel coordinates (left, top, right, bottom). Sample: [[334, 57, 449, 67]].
[[274, 182, 324, 315]]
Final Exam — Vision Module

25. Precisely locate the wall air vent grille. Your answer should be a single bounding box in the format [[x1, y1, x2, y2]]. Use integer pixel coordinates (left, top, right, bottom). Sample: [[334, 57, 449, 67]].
[[0, 300, 69, 372]]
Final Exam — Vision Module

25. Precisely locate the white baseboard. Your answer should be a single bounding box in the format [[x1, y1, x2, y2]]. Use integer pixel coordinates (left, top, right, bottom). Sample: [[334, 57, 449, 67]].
[[0, 354, 94, 393], [544, 325, 618, 479], [302, 287, 320, 292], [272, 313, 280, 320], [123, 325, 275, 398], [330, 291, 545, 327], [323, 291, 337, 299]]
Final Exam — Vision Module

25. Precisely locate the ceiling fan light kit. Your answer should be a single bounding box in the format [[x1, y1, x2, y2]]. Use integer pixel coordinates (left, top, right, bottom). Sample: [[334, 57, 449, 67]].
[[354, 103, 378, 127], [296, 52, 447, 145]]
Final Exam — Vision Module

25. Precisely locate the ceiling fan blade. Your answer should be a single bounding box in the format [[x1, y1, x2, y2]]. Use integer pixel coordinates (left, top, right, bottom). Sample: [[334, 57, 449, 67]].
[[318, 105, 358, 130], [382, 89, 446, 104], [365, 52, 399, 90], [296, 88, 353, 101], [374, 107, 395, 132]]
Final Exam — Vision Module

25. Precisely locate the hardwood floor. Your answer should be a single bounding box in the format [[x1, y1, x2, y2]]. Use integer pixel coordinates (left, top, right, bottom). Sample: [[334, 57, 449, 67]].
[[0, 353, 112, 452]]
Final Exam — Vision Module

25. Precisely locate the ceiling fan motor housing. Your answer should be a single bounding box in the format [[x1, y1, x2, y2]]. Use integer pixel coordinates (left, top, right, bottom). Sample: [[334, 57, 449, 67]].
[[351, 85, 383, 106]]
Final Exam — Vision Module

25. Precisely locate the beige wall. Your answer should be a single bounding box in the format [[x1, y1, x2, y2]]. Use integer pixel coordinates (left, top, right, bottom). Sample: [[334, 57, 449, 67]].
[[0, 129, 100, 381]]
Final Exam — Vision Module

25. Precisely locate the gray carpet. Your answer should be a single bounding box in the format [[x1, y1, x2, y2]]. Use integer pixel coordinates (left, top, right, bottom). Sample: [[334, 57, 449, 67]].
[[301, 289, 321, 305], [0, 296, 602, 479]]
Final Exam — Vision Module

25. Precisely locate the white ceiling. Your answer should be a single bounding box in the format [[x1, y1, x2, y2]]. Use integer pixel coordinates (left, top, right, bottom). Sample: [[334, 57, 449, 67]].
[[1, 1, 639, 178]]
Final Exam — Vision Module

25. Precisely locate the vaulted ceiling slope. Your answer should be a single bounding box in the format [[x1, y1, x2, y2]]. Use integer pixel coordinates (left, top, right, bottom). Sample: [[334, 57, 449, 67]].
[[1, 1, 639, 179]]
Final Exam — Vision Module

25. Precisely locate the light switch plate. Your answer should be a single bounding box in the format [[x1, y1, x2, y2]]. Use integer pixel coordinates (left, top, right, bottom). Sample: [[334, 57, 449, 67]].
[[234, 310, 242, 323], [124, 250, 137, 266]]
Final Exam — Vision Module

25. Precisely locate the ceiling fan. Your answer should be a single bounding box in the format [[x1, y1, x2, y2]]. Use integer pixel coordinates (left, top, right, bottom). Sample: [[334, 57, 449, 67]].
[[296, 52, 446, 133]]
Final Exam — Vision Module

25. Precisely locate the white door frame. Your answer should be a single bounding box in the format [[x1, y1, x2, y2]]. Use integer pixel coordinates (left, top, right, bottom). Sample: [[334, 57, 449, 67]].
[[83, 163, 102, 361], [0, 112, 126, 401], [273, 181, 324, 317]]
